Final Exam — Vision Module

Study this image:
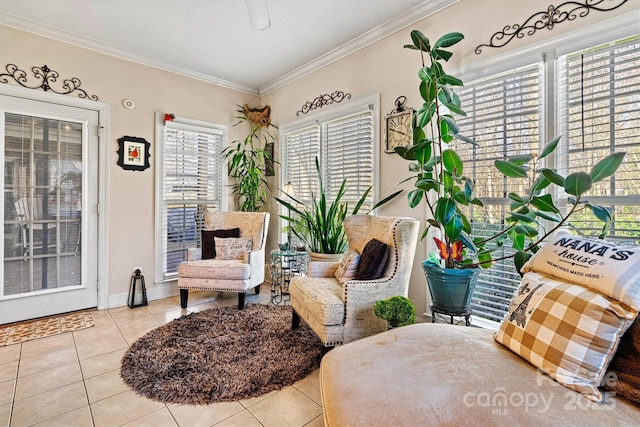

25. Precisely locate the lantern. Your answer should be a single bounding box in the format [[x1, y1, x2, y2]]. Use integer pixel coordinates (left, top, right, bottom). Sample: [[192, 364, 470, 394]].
[[128, 268, 148, 308]]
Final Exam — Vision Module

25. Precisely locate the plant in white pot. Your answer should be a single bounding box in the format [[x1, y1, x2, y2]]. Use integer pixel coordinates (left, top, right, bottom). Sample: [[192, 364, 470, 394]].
[[396, 29, 626, 315]]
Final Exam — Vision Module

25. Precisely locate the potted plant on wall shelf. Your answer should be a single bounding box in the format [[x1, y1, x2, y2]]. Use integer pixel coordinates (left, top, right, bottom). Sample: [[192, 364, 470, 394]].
[[222, 104, 276, 212], [275, 157, 401, 261], [396, 29, 626, 315]]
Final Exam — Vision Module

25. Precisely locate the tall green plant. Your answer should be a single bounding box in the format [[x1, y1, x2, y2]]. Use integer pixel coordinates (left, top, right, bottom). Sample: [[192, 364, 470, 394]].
[[397, 29, 625, 272], [275, 158, 401, 254], [222, 106, 276, 212]]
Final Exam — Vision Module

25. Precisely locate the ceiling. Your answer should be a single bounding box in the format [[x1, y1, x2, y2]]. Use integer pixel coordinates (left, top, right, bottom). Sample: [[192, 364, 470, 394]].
[[0, 0, 457, 94]]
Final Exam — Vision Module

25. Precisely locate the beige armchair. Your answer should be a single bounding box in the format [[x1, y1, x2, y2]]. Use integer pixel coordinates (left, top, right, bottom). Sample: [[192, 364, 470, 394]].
[[290, 215, 419, 346], [177, 211, 269, 309]]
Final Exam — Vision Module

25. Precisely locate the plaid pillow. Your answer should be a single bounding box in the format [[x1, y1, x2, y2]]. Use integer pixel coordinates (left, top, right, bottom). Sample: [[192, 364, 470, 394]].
[[522, 232, 640, 310], [495, 271, 637, 402]]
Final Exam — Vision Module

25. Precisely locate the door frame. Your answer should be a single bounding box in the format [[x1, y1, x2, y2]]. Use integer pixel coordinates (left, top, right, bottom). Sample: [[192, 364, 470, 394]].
[[1, 84, 110, 310]]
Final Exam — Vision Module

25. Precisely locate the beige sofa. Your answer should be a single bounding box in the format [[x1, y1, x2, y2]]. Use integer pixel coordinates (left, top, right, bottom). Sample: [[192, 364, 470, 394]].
[[320, 323, 640, 426]]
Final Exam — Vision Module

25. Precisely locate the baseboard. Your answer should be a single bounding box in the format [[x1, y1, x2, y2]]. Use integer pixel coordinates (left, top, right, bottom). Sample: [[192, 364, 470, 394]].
[[108, 281, 179, 309]]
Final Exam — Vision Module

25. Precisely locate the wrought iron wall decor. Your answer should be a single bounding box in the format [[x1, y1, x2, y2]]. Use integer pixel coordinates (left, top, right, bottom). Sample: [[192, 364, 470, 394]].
[[0, 64, 99, 100], [296, 91, 352, 116], [475, 0, 629, 54]]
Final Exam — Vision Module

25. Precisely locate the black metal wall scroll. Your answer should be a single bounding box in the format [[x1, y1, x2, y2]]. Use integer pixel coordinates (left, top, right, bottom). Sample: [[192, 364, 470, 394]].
[[296, 91, 352, 116], [0, 64, 99, 100], [475, 0, 629, 54]]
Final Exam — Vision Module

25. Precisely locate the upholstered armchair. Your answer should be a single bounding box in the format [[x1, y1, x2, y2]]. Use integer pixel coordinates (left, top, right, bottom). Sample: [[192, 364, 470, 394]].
[[290, 215, 419, 346], [178, 211, 269, 309]]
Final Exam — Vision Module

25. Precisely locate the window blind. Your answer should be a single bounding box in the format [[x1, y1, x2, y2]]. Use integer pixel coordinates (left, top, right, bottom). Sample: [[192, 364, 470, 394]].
[[455, 63, 543, 323], [557, 35, 640, 240], [160, 122, 224, 279], [281, 103, 376, 237]]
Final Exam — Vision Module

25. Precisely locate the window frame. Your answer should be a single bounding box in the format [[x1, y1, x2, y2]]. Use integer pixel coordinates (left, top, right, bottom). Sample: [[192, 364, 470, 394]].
[[451, 12, 640, 329], [154, 113, 228, 283], [278, 94, 380, 244]]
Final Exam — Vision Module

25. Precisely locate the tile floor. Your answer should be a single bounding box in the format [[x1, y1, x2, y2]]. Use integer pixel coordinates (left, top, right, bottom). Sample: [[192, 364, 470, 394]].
[[0, 290, 325, 427]]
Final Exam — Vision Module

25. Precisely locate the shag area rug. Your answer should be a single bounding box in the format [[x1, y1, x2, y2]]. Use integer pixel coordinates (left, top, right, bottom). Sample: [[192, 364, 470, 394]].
[[120, 303, 324, 405], [0, 312, 94, 346]]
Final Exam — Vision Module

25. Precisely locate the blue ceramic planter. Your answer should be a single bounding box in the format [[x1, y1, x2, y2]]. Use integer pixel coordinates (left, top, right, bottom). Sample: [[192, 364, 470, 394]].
[[422, 261, 479, 314]]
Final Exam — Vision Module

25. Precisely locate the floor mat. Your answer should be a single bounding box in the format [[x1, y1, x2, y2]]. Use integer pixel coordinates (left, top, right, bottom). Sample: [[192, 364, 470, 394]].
[[0, 312, 95, 346]]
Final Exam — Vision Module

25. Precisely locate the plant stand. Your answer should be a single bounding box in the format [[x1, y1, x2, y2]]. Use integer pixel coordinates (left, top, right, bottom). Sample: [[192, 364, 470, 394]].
[[430, 304, 472, 326]]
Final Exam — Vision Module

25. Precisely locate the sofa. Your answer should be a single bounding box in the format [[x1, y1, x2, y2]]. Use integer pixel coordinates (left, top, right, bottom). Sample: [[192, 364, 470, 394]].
[[320, 323, 640, 426], [320, 233, 640, 425]]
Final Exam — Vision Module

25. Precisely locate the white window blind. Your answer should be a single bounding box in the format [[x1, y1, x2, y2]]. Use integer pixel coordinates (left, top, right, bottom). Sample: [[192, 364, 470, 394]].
[[558, 35, 640, 240], [455, 63, 543, 324], [158, 119, 224, 280], [281, 101, 376, 233]]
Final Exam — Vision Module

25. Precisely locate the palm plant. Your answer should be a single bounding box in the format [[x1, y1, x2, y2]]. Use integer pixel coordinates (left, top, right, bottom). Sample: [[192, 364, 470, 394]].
[[275, 157, 401, 254]]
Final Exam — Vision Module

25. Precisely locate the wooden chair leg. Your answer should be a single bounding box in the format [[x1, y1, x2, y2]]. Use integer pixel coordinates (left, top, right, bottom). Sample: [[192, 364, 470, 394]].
[[237, 292, 246, 309], [292, 309, 301, 329], [180, 289, 188, 308]]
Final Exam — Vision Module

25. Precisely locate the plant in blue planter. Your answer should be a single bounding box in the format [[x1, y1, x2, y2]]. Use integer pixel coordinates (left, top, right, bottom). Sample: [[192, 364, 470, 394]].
[[397, 29, 625, 314]]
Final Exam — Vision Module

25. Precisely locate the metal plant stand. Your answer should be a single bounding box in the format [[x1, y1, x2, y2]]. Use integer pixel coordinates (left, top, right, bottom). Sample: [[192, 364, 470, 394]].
[[270, 250, 308, 305], [430, 304, 472, 326]]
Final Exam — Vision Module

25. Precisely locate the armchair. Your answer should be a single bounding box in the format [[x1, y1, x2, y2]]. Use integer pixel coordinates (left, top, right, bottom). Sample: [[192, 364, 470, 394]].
[[177, 211, 269, 309], [290, 215, 419, 346]]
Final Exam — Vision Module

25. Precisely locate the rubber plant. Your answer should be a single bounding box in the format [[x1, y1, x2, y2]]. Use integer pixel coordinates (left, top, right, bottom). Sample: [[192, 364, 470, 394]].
[[396, 29, 626, 273], [275, 157, 402, 254], [222, 105, 277, 212]]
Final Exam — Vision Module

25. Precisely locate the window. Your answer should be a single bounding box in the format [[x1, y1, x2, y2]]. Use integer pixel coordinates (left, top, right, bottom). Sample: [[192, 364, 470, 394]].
[[456, 64, 544, 324], [155, 114, 226, 281], [280, 96, 378, 241], [454, 24, 640, 327]]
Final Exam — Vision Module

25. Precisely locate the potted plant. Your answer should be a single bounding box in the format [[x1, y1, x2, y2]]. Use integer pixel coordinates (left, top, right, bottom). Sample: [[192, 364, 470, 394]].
[[222, 105, 277, 212], [275, 157, 401, 261], [373, 296, 416, 328], [396, 30, 625, 314]]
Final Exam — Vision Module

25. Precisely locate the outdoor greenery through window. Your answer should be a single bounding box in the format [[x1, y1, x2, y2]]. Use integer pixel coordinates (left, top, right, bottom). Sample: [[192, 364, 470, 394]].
[[156, 116, 225, 281], [280, 99, 376, 243], [456, 32, 640, 326]]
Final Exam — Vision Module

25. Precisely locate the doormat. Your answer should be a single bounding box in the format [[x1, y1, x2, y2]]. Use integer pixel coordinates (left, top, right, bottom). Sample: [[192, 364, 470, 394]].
[[0, 312, 95, 347]]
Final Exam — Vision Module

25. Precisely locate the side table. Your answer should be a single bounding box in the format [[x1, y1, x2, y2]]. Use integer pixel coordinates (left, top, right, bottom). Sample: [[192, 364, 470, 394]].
[[270, 250, 308, 305]]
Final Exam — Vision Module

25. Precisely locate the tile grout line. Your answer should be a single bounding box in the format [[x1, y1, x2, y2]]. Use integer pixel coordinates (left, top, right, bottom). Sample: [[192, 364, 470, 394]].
[[74, 327, 96, 427]]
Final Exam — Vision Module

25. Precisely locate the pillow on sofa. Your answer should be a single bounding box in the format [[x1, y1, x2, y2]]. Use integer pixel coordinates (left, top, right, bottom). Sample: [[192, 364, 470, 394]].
[[201, 228, 241, 259], [214, 237, 252, 260], [521, 232, 640, 311], [355, 238, 389, 281], [495, 271, 637, 402], [606, 317, 640, 404], [335, 251, 361, 285]]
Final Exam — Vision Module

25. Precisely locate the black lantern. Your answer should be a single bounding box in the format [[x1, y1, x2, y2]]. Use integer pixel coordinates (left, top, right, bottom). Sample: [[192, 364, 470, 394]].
[[128, 268, 148, 308]]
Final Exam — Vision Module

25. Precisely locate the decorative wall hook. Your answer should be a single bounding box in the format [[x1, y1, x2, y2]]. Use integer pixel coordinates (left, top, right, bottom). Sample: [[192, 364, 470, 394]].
[[296, 91, 352, 116], [0, 63, 99, 100], [475, 0, 629, 54]]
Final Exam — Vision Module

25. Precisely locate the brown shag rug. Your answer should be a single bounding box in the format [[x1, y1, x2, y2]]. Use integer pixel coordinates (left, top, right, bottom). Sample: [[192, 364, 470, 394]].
[[120, 303, 324, 405]]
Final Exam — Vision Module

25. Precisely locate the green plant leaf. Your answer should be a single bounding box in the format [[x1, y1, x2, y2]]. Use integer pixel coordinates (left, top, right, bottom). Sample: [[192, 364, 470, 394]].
[[508, 192, 525, 203], [435, 197, 456, 225], [530, 175, 551, 194], [416, 178, 437, 191], [589, 152, 626, 183], [564, 172, 592, 196], [585, 203, 612, 223], [540, 168, 565, 186], [509, 154, 533, 165], [477, 250, 493, 269], [442, 149, 463, 175], [454, 133, 478, 146], [464, 179, 474, 201], [534, 210, 561, 222], [440, 74, 463, 86], [515, 224, 539, 237], [510, 212, 535, 223], [433, 32, 464, 49], [432, 49, 453, 61], [530, 194, 560, 213], [458, 231, 477, 252], [495, 160, 528, 178], [409, 30, 430, 51], [538, 136, 561, 160], [443, 213, 464, 240], [408, 189, 423, 208], [514, 251, 532, 275]]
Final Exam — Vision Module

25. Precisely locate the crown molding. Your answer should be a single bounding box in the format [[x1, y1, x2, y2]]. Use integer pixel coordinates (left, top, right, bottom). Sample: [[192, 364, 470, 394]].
[[259, 0, 460, 95], [0, 11, 259, 96]]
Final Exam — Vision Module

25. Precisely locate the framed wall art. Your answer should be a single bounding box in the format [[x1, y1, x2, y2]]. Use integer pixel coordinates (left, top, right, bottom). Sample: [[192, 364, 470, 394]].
[[117, 136, 150, 171]]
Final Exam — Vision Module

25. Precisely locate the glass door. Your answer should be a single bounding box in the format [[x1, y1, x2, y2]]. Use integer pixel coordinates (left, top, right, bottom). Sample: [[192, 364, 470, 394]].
[[1, 95, 99, 324]]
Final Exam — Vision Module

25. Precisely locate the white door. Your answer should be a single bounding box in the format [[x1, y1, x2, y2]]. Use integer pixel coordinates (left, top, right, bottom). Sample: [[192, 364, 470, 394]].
[[1, 95, 99, 324]]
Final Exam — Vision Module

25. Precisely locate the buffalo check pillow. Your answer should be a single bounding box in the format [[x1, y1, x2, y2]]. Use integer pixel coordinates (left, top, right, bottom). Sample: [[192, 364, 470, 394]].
[[495, 271, 637, 402]]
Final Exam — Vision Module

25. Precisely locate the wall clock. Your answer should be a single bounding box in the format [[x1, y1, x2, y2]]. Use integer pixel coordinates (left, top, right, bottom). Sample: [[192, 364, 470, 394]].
[[384, 96, 414, 153]]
